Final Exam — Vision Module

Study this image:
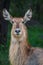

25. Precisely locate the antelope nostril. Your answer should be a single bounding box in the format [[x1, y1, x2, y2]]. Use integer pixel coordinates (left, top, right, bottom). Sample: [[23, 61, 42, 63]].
[[15, 29, 20, 34]]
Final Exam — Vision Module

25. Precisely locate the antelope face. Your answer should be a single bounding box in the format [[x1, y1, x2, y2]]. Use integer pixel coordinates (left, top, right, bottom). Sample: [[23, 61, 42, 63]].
[[13, 23, 21, 36], [3, 8, 32, 38], [12, 18, 24, 38]]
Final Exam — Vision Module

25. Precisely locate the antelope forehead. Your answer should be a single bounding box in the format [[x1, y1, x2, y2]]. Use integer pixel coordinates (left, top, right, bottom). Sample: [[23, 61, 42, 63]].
[[16, 22, 23, 26], [12, 18, 23, 23]]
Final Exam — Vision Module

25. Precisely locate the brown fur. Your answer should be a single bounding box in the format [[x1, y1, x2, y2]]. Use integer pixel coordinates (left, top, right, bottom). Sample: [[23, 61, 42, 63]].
[[9, 18, 43, 65], [9, 18, 32, 65], [3, 9, 43, 65]]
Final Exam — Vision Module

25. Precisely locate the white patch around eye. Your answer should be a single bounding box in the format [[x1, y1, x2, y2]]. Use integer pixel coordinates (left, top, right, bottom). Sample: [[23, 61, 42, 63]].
[[12, 19, 17, 25], [12, 18, 14, 22], [13, 22, 16, 26], [21, 19, 23, 21]]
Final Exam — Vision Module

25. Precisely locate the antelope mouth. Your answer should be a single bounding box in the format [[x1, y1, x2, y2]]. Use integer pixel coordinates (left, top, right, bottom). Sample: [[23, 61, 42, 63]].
[[13, 32, 23, 38]]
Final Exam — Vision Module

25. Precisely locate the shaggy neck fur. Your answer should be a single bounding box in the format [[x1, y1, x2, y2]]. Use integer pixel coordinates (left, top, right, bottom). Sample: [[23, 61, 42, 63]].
[[9, 27, 31, 65]]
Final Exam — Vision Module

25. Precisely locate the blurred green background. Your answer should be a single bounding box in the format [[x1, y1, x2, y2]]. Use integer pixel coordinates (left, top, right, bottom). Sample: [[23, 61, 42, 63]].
[[9, 0, 43, 47], [0, 0, 43, 65]]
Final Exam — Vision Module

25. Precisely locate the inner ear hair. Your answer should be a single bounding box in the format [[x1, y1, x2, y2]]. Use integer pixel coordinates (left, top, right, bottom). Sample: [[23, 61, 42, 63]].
[[3, 9, 14, 24]]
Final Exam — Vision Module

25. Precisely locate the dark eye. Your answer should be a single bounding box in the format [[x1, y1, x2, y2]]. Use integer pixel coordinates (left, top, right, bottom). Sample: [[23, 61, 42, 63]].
[[22, 21, 24, 24]]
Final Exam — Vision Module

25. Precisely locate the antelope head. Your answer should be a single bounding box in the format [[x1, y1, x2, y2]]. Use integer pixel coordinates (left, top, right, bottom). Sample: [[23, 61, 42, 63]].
[[3, 9, 32, 39]]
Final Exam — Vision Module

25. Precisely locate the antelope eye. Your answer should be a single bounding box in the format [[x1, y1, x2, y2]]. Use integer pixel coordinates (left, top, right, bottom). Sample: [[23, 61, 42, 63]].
[[22, 21, 24, 24]]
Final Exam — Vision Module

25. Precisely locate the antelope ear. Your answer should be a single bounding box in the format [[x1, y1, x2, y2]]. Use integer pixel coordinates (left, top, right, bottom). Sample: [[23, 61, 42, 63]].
[[3, 9, 13, 24], [23, 9, 32, 23]]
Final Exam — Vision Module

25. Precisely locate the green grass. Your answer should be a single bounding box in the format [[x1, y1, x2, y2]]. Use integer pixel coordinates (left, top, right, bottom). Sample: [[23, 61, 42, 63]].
[[0, 23, 43, 65]]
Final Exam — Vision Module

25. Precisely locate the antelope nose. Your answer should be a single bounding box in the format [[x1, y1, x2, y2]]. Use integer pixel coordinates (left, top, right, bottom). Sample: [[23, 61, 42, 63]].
[[15, 29, 21, 34]]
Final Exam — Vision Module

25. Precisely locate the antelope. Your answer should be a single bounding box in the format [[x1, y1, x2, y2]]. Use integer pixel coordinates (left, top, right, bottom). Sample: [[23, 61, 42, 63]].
[[3, 9, 43, 65]]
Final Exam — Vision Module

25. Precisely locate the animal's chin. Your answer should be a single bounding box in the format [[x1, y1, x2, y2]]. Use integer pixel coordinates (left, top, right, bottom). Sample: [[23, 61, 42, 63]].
[[13, 34, 22, 38]]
